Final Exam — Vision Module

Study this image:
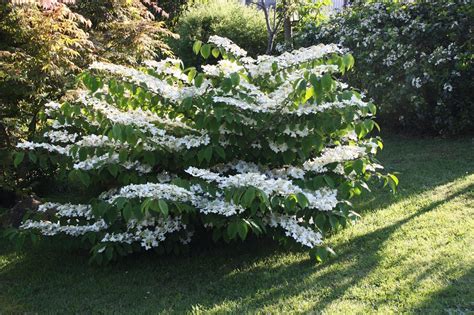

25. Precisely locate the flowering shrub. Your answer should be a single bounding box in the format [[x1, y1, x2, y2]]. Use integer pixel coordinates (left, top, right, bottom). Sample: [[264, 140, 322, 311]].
[[13, 36, 396, 264], [297, 1, 474, 135]]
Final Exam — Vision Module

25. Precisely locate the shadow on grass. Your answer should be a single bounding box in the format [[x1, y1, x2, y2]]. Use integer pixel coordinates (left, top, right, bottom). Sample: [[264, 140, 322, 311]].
[[0, 181, 471, 313], [412, 267, 474, 313], [0, 137, 473, 312], [208, 181, 474, 313]]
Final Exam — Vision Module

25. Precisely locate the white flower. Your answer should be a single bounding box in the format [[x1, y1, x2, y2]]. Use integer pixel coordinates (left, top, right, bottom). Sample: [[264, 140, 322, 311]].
[[443, 83, 453, 92], [266, 213, 322, 248], [208, 35, 247, 57]]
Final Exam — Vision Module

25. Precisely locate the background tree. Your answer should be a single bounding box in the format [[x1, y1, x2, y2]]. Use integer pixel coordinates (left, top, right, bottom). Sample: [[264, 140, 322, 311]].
[[251, 0, 330, 54], [0, 0, 176, 198]]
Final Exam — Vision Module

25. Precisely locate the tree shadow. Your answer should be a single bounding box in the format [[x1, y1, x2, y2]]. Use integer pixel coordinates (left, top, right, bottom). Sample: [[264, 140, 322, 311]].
[[0, 136, 473, 313], [411, 267, 474, 313], [207, 181, 474, 313], [0, 181, 471, 313], [354, 135, 474, 214]]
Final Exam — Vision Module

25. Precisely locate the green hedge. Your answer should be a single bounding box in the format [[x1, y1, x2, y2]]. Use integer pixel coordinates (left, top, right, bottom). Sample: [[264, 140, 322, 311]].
[[171, 0, 268, 68]]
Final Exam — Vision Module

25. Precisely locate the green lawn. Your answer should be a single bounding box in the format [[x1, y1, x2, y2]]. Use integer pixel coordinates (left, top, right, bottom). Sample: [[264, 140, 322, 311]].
[[1, 136, 473, 314]]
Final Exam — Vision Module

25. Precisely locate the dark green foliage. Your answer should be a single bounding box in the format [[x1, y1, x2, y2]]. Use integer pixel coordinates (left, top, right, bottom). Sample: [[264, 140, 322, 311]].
[[0, 1, 176, 195], [297, 1, 474, 135]]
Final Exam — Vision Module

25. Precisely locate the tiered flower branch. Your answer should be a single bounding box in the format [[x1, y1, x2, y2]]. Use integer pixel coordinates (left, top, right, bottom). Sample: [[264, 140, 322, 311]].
[[14, 36, 397, 264]]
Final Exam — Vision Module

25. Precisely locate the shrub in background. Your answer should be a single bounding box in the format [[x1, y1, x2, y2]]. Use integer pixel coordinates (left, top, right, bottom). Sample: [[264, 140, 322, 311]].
[[297, 1, 474, 135], [13, 37, 396, 263], [171, 0, 267, 67]]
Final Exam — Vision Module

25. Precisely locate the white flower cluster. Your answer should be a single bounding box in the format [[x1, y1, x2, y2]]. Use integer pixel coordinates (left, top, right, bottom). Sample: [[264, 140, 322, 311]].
[[44, 130, 78, 143], [21, 202, 105, 237], [38, 202, 93, 220], [89, 62, 210, 103], [44, 101, 62, 116], [214, 93, 368, 115], [73, 153, 152, 174], [21, 219, 108, 237], [266, 213, 322, 248], [107, 183, 197, 204], [105, 182, 245, 218], [243, 44, 343, 78], [301, 0, 469, 135], [199, 199, 245, 217], [202, 59, 243, 77], [185, 167, 338, 211], [303, 145, 367, 173], [16, 141, 70, 155], [144, 58, 187, 81], [22, 200, 187, 251], [101, 216, 185, 250], [208, 35, 248, 57]]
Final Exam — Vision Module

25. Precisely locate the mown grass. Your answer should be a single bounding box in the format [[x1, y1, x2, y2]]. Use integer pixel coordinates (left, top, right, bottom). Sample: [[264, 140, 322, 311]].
[[0, 136, 473, 314]]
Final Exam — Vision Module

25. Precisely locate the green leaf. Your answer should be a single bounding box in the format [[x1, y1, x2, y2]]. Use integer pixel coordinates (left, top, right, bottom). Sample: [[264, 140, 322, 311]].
[[77, 171, 91, 187], [187, 68, 197, 83], [315, 246, 328, 262], [314, 213, 326, 229], [119, 149, 128, 163], [355, 123, 367, 139], [13, 151, 25, 167], [88, 75, 100, 93], [283, 151, 296, 164], [242, 187, 256, 207], [158, 200, 169, 216], [146, 199, 157, 213], [103, 246, 113, 261], [221, 78, 233, 93], [197, 149, 206, 164], [388, 173, 399, 186], [323, 175, 335, 188], [313, 246, 335, 263], [215, 146, 226, 160], [123, 204, 133, 222], [329, 216, 339, 230], [200, 44, 211, 59], [304, 86, 315, 102], [28, 152, 37, 163], [227, 221, 239, 239], [194, 73, 204, 87], [212, 47, 220, 58], [296, 193, 309, 208], [353, 160, 366, 175], [237, 221, 248, 240], [114, 197, 127, 210], [108, 164, 119, 177], [343, 54, 355, 70], [368, 103, 377, 115], [230, 72, 240, 86], [321, 73, 333, 91], [112, 124, 122, 140], [192, 40, 202, 55], [363, 120, 375, 133], [202, 146, 212, 163]]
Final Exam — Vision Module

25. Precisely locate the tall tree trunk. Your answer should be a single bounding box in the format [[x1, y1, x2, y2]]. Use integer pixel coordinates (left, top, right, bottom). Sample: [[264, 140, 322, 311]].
[[283, 16, 292, 48], [266, 32, 274, 55], [282, 0, 292, 48]]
